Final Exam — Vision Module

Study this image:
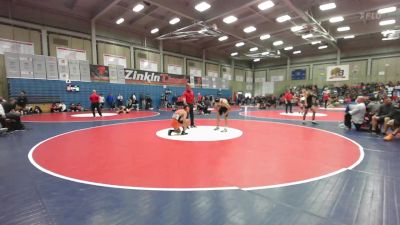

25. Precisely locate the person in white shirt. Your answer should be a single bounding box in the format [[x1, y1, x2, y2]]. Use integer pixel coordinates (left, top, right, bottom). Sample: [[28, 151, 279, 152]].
[[0, 103, 7, 131], [348, 96, 366, 131]]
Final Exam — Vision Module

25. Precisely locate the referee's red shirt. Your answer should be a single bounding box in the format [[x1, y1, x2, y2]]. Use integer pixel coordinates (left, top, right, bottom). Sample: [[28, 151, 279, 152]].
[[182, 90, 194, 104], [90, 93, 100, 103]]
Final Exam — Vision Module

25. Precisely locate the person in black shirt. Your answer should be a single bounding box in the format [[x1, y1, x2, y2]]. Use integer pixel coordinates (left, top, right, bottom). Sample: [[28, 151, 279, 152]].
[[302, 89, 318, 124], [1, 99, 24, 130], [16, 91, 28, 113], [371, 98, 394, 134]]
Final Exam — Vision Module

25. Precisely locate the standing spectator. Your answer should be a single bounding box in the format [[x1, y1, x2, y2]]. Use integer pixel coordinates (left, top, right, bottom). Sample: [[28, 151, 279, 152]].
[[182, 83, 196, 127], [99, 94, 105, 108], [16, 91, 28, 114], [106, 93, 114, 109], [89, 90, 102, 117], [197, 93, 203, 103], [322, 90, 330, 109], [284, 89, 293, 114]]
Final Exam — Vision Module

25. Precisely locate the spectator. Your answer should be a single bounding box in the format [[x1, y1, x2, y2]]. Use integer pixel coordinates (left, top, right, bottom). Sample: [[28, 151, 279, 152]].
[[383, 106, 400, 141], [16, 91, 28, 114], [348, 96, 366, 131], [1, 99, 24, 131], [117, 93, 124, 107], [99, 94, 105, 108], [371, 98, 394, 134], [106, 93, 114, 109]]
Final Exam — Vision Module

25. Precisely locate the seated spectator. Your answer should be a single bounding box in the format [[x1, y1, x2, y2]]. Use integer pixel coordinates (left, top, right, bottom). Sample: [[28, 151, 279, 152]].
[[371, 98, 394, 134], [1, 98, 24, 131], [32, 106, 43, 114], [76, 103, 84, 111], [348, 96, 366, 131], [16, 91, 28, 114], [69, 103, 78, 112], [383, 106, 400, 141], [51, 102, 62, 113], [0, 102, 6, 130]]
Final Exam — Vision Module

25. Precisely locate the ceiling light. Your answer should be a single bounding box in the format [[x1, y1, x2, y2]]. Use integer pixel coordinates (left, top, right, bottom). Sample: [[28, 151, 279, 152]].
[[319, 2, 336, 11], [261, 51, 269, 55], [218, 36, 228, 41], [231, 52, 238, 56], [302, 33, 313, 39], [249, 47, 258, 52], [150, 28, 159, 34], [284, 46, 293, 50], [291, 25, 303, 32], [311, 41, 321, 45], [260, 34, 271, 40], [195, 2, 211, 12], [258, 0, 275, 10], [133, 4, 144, 12], [273, 40, 283, 46], [235, 42, 245, 47], [382, 37, 396, 41], [116, 18, 124, 24], [377, 6, 396, 14], [318, 45, 328, 49], [343, 35, 355, 39], [254, 58, 260, 62], [293, 50, 301, 54], [381, 30, 395, 35], [379, 19, 396, 26], [169, 17, 180, 25], [329, 16, 344, 23], [276, 15, 291, 23], [223, 15, 237, 24], [337, 26, 350, 32], [243, 26, 256, 33]]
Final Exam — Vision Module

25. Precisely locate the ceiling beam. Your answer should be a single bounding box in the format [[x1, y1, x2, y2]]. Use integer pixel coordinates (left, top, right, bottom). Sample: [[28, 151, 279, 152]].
[[91, 0, 123, 21]]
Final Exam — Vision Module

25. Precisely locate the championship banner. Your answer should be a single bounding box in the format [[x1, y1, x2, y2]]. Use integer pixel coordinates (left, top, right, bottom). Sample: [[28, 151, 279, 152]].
[[327, 65, 349, 81], [90, 65, 109, 82], [124, 69, 187, 86]]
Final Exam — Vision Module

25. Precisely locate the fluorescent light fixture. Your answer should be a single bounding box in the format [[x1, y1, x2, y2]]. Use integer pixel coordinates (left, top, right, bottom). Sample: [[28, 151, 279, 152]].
[[318, 45, 328, 49], [150, 28, 159, 34], [302, 33, 313, 39], [377, 6, 396, 14], [319, 2, 336, 11], [249, 47, 258, 52], [382, 37, 396, 41], [273, 40, 283, 46], [379, 19, 396, 26], [218, 36, 228, 41], [243, 26, 256, 33], [329, 16, 344, 23], [291, 25, 303, 32], [261, 51, 269, 55], [311, 41, 321, 45], [293, 50, 301, 54], [258, 0, 275, 10], [276, 15, 291, 23], [116, 18, 124, 24], [235, 42, 245, 47], [254, 58, 260, 62], [337, 26, 350, 32], [195, 2, 211, 12], [133, 4, 144, 12], [169, 17, 180, 25], [260, 34, 271, 40], [284, 46, 293, 50], [231, 52, 238, 56], [343, 35, 355, 39], [223, 15, 237, 24]]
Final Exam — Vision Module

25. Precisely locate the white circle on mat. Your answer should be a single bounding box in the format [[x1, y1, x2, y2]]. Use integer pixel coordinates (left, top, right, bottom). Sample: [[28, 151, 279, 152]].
[[71, 113, 118, 118], [279, 112, 327, 117], [156, 126, 243, 142]]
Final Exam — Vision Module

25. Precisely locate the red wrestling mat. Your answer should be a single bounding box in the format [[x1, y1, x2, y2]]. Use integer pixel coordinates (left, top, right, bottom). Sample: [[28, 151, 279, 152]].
[[159, 106, 241, 112], [29, 119, 362, 190], [240, 110, 344, 122], [22, 111, 159, 122]]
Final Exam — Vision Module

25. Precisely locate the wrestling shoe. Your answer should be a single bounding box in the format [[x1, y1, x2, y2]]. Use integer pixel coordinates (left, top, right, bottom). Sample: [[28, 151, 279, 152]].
[[168, 130, 173, 136], [221, 128, 228, 133], [214, 127, 220, 131], [384, 134, 394, 141], [181, 131, 188, 135]]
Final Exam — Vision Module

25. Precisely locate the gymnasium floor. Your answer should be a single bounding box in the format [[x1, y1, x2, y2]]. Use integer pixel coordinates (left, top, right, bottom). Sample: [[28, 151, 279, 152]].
[[1, 107, 400, 225]]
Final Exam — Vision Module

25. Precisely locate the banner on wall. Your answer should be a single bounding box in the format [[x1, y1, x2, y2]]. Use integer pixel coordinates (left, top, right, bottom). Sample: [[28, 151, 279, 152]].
[[109, 64, 118, 83], [246, 76, 253, 83], [207, 70, 218, 78], [56, 47, 87, 60], [68, 60, 81, 81], [291, 69, 306, 80], [90, 65, 109, 82], [0, 38, 34, 55], [58, 58, 69, 81], [189, 67, 202, 77], [255, 77, 265, 82], [222, 73, 232, 80], [270, 75, 284, 82], [33, 55, 46, 79], [124, 69, 187, 86], [103, 54, 127, 68], [4, 52, 21, 78], [45, 56, 58, 80], [79, 60, 90, 82], [139, 59, 158, 72], [326, 65, 349, 81], [19, 54, 34, 78], [235, 75, 244, 82], [167, 64, 183, 75], [116, 65, 125, 84]]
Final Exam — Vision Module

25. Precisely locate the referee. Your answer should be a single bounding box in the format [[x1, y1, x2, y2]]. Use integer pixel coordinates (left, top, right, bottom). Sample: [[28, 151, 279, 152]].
[[89, 90, 103, 117], [182, 83, 196, 127]]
